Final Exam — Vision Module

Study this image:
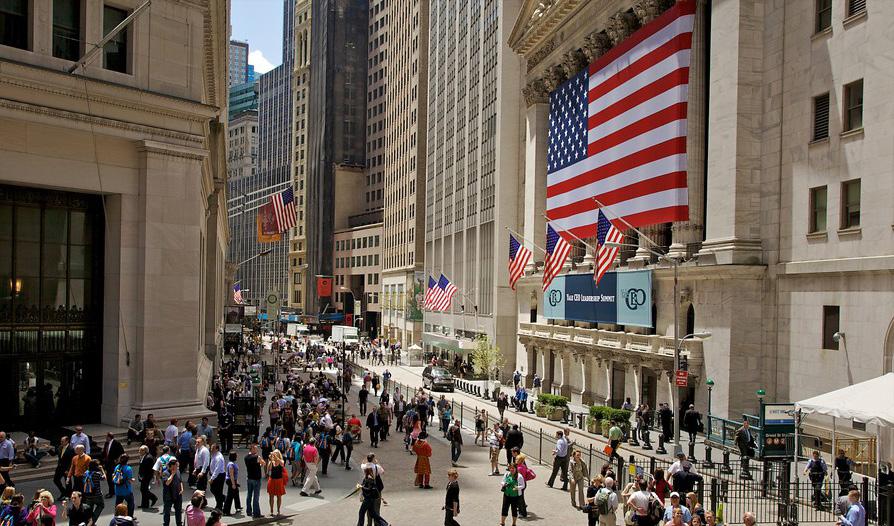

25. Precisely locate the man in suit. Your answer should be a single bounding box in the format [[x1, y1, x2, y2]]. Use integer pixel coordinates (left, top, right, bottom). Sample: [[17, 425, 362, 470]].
[[366, 406, 380, 448], [735, 419, 756, 480], [102, 432, 124, 497], [53, 435, 75, 500], [137, 444, 158, 509]]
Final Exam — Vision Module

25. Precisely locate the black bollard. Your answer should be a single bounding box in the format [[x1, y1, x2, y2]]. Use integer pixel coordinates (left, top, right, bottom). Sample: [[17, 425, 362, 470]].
[[649, 457, 656, 475], [703, 444, 715, 468], [656, 433, 667, 454], [642, 429, 653, 450], [688, 440, 698, 463], [720, 450, 733, 475]]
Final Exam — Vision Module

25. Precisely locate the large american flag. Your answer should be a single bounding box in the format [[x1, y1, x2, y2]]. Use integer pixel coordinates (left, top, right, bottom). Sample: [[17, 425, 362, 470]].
[[431, 274, 458, 312], [542, 224, 572, 291], [594, 210, 624, 285], [546, 1, 695, 238], [508, 234, 533, 291], [423, 276, 437, 309], [270, 187, 297, 233]]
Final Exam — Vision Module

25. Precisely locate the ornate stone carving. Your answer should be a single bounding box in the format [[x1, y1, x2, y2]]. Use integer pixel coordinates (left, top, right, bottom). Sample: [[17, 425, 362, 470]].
[[527, 38, 556, 71], [633, 0, 668, 26], [561, 49, 589, 78], [522, 79, 550, 106], [606, 10, 639, 46], [527, 0, 559, 31], [582, 32, 612, 62], [542, 66, 567, 93]]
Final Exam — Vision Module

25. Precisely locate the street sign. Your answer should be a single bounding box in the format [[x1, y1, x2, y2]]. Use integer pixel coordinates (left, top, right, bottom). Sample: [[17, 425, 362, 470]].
[[675, 370, 689, 387], [354, 300, 362, 316]]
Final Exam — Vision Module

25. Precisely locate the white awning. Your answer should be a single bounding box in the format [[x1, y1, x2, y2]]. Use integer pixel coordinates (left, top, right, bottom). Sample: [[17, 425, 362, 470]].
[[795, 373, 894, 428]]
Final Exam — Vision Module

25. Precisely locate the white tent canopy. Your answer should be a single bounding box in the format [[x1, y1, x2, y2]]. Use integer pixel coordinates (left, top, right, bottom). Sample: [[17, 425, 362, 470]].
[[795, 372, 894, 428]]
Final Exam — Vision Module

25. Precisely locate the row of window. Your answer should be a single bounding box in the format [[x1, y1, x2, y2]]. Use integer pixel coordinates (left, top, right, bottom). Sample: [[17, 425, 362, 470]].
[[1, 0, 129, 73], [337, 235, 381, 251], [815, 0, 866, 33], [336, 254, 381, 269], [808, 178, 860, 233], [812, 79, 863, 141]]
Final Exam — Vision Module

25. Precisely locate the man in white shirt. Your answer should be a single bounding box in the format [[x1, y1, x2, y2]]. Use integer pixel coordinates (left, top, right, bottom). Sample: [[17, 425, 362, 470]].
[[208, 443, 226, 510], [488, 425, 504, 476], [320, 411, 334, 432], [547, 431, 569, 490], [164, 419, 179, 447], [70, 426, 90, 455], [666, 452, 698, 482], [193, 437, 211, 491]]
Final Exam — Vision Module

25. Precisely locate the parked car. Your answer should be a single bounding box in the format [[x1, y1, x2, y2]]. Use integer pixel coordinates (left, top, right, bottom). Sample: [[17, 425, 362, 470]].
[[422, 366, 454, 392]]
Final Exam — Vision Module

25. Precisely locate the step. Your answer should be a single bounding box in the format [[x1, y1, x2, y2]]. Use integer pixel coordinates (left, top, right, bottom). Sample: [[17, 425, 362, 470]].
[[13, 437, 142, 483]]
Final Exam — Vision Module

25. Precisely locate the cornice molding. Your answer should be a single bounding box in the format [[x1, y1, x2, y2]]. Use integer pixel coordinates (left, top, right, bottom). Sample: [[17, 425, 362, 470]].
[[509, 0, 587, 56], [137, 140, 208, 161], [0, 98, 205, 144], [0, 64, 218, 123]]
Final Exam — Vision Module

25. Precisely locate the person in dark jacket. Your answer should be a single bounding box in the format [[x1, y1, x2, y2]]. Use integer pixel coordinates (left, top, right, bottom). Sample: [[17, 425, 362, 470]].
[[54, 437, 75, 500], [137, 446, 157, 510], [102, 434, 125, 498], [659, 404, 674, 443], [683, 405, 702, 444], [503, 425, 524, 466], [735, 420, 756, 479], [366, 408, 381, 448]]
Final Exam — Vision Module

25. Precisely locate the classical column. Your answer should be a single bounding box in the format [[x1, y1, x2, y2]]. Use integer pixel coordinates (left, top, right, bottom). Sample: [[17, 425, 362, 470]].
[[697, 0, 764, 264], [632, 365, 642, 407], [668, 0, 707, 259], [663, 369, 675, 406], [604, 360, 613, 406], [559, 350, 573, 399], [522, 79, 550, 273]]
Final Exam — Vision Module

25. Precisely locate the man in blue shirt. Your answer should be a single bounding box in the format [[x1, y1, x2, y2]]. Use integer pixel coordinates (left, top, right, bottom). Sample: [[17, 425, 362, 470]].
[[547, 430, 569, 490], [838, 489, 866, 526], [0, 431, 15, 491], [70, 426, 91, 454], [664, 492, 693, 522], [177, 423, 194, 481]]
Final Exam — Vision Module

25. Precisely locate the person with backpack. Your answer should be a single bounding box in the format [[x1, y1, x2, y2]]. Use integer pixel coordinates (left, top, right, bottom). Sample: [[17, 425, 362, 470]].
[[569, 450, 590, 510], [111, 455, 135, 517], [626, 479, 660, 526], [593, 476, 619, 526], [81, 460, 105, 524]]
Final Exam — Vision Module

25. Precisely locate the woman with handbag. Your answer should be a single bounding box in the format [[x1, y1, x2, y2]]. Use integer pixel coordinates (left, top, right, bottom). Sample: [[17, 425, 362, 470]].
[[499, 463, 524, 526], [515, 454, 535, 518], [356, 467, 389, 526]]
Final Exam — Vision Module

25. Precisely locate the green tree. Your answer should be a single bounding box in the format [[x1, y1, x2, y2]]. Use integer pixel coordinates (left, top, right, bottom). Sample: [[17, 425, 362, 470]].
[[471, 335, 504, 392]]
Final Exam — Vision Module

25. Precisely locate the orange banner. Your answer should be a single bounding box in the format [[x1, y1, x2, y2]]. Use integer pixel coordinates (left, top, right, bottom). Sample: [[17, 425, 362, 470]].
[[317, 277, 333, 298], [257, 203, 281, 243]]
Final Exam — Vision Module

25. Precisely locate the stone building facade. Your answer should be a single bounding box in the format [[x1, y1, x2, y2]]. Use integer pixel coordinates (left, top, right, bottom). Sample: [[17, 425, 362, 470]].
[[507, 0, 893, 457], [0, 0, 229, 428]]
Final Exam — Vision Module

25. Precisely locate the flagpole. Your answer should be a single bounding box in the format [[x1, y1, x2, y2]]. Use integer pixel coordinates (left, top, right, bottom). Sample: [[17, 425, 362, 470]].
[[541, 213, 597, 251], [503, 226, 547, 255], [591, 197, 662, 248]]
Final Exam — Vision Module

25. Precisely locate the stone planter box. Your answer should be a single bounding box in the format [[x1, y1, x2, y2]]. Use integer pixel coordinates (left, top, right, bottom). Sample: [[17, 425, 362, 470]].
[[547, 406, 565, 421]]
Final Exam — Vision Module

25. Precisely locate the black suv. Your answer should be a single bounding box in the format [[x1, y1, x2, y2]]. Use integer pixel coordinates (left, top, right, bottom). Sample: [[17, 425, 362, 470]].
[[422, 366, 454, 392]]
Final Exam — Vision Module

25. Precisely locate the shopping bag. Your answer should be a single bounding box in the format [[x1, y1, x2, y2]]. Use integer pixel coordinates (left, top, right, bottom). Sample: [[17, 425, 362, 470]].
[[603, 444, 613, 456]]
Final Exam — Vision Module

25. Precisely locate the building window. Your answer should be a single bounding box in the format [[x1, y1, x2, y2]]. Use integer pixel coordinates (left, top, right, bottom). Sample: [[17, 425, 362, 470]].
[[0, 0, 28, 50], [812, 93, 829, 142], [103, 5, 129, 73], [840, 179, 860, 229], [53, 0, 82, 61], [822, 305, 840, 350], [847, 0, 866, 17], [815, 0, 832, 32], [809, 186, 827, 233], [843, 79, 863, 132]]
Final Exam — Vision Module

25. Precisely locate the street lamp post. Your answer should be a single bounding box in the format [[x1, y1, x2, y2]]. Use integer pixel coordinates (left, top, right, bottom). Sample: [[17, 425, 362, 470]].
[[605, 239, 711, 455]]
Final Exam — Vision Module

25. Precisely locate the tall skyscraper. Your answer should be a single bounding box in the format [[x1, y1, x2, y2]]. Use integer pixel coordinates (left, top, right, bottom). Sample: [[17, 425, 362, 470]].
[[228, 40, 249, 87], [423, 0, 522, 369], [305, 0, 369, 313], [381, 0, 429, 345], [229, 0, 295, 306], [365, 1, 387, 212], [288, 0, 312, 312]]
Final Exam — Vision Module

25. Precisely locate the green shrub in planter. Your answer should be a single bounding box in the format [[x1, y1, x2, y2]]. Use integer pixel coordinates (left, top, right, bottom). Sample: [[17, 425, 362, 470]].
[[586, 416, 600, 434], [600, 418, 611, 437], [589, 405, 608, 421], [535, 402, 549, 418], [538, 393, 569, 407]]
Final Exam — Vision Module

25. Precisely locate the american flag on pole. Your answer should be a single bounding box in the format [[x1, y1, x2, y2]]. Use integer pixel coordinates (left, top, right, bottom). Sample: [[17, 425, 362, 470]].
[[542, 224, 572, 291], [270, 187, 297, 233], [594, 210, 624, 285], [545, 1, 695, 237], [508, 234, 532, 291], [423, 276, 437, 310], [432, 275, 458, 312], [233, 283, 244, 304]]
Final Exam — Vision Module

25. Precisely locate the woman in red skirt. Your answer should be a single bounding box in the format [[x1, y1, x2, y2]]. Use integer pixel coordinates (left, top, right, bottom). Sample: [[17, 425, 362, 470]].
[[266, 450, 286, 516]]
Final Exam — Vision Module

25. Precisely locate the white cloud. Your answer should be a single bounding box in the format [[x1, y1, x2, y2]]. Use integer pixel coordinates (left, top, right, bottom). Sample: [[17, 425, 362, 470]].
[[248, 50, 275, 74]]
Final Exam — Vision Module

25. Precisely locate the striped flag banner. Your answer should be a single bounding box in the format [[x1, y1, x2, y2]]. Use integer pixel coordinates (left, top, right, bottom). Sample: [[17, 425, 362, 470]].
[[594, 210, 624, 285], [270, 186, 297, 233], [545, 1, 695, 238], [542, 223, 572, 291], [432, 275, 458, 312], [508, 234, 532, 290], [423, 276, 437, 310]]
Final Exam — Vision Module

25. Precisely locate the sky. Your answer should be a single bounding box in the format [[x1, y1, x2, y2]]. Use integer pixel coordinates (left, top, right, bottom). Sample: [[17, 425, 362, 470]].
[[231, 0, 285, 74]]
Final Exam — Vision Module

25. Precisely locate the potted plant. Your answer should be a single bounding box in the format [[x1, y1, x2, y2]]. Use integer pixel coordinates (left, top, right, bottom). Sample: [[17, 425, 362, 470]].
[[588, 406, 607, 434], [538, 393, 569, 421]]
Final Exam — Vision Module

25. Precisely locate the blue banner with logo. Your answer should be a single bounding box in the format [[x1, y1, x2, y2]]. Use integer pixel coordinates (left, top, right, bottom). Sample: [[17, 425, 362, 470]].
[[543, 270, 652, 327]]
